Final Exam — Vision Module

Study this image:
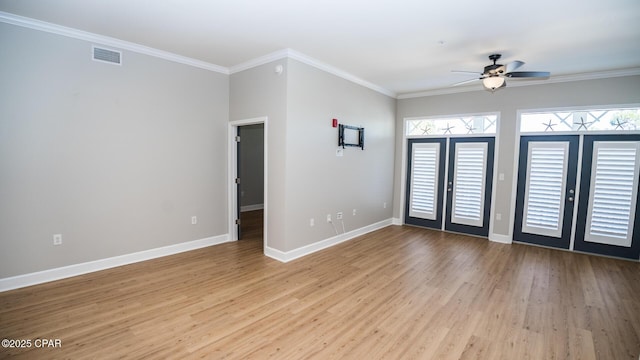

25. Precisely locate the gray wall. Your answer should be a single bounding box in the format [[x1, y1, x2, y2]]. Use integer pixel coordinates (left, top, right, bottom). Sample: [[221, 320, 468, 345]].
[[0, 23, 229, 277], [230, 59, 288, 250], [394, 75, 640, 237], [239, 124, 264, 208], [285, 59, 396, 250], [230, 59, 396, 252]]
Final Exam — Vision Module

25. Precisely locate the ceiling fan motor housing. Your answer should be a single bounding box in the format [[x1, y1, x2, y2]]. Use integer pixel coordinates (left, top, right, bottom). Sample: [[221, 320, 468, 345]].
[[484, 64, 502, 75], [484, 54, 504, 75]]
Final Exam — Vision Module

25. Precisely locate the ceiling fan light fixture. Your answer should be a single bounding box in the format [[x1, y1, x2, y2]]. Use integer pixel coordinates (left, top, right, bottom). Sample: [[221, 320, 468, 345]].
[[483, 76, 505, 91]]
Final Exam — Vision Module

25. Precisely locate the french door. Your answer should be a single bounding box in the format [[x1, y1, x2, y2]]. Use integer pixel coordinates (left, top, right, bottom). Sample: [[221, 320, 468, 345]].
[[573, 135, 640, 259], [405, 138, 446, 229], [514, 134, 640, 259], [405, 137, 495, 237], [513, 136, 579, 249]]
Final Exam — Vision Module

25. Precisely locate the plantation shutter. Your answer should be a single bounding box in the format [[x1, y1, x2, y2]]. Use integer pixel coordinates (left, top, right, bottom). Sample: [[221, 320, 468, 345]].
[[409, 143, 440, 220], [584, 141, 640, 247], [522, 142, 570, 237], [451, 142, 487, 227]]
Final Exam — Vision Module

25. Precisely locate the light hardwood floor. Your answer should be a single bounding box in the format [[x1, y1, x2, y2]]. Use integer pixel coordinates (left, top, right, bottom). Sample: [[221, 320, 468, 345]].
[[1, 213, 639, 359]]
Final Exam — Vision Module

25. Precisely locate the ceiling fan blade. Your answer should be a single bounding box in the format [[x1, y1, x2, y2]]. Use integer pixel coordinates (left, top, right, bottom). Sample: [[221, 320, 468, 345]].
[[495, 60, 525, 75], [505, 60, 525, 73], [506, 71, 550, 78], [452, 78, 481, 86]]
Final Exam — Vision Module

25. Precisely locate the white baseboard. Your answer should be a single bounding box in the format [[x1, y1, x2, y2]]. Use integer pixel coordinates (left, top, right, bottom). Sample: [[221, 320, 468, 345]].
[[263, 246, 289, 262], [0, 234, 230, 292], [264, 218, 393, 263], [392, 217, 403, 225], [240, 204, 264, 212], [489, 233, 512, 244]]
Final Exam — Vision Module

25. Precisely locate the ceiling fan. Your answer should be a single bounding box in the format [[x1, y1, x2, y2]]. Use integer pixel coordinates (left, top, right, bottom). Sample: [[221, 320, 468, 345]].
[[452, 54, 550, 92]]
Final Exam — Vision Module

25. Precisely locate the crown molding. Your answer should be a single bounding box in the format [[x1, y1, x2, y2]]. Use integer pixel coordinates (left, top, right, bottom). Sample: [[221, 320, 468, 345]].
[[397, 85, 481, 99], [230, 48, 397, 98], [286, 49, 397, 98], [228, 49, 290, 74], [0, 11, 229, 74], [397, 68, 640, 99]]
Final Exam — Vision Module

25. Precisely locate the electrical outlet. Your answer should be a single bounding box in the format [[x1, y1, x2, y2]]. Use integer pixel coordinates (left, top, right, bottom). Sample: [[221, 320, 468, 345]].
[[326, 214, 332, 223], [336, 212, 343, 220], [310, 218, 315, 227], [496, 213, 502, 221], [191, 216, 197, 225], [352, 209, 357, 216], [53, 234, 62, 246], [383, 202, 387, 209]]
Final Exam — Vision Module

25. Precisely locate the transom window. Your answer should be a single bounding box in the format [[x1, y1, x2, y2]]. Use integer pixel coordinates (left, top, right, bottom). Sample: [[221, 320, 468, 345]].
[[406, 114, 497, 136], [521, 107, 640, 133]]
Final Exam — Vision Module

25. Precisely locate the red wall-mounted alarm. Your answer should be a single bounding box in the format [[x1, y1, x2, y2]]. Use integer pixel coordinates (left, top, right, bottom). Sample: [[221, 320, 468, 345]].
[[332, 118, 338, 127]]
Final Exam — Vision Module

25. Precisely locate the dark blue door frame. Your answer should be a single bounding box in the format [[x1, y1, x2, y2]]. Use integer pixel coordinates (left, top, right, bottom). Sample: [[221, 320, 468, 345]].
[[405, 137, 494, 237], [444, 137, 495, 237], [573, 134, 640, 260], [513, 135, 579, 249], [404, 138, 446, 230]]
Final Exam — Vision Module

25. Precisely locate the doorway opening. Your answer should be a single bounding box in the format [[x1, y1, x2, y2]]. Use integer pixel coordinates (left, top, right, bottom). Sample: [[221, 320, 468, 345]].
[[229, 117, 268, 250], [238, 123, 264, 241]]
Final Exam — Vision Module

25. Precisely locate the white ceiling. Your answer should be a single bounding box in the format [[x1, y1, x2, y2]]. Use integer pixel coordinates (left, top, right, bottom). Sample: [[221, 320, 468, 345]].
[[1, 0, 639, 96]]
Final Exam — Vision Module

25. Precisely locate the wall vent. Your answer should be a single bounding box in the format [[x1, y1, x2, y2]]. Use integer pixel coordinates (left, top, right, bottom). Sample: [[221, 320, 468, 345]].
[[92, 46, 122, 65]]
